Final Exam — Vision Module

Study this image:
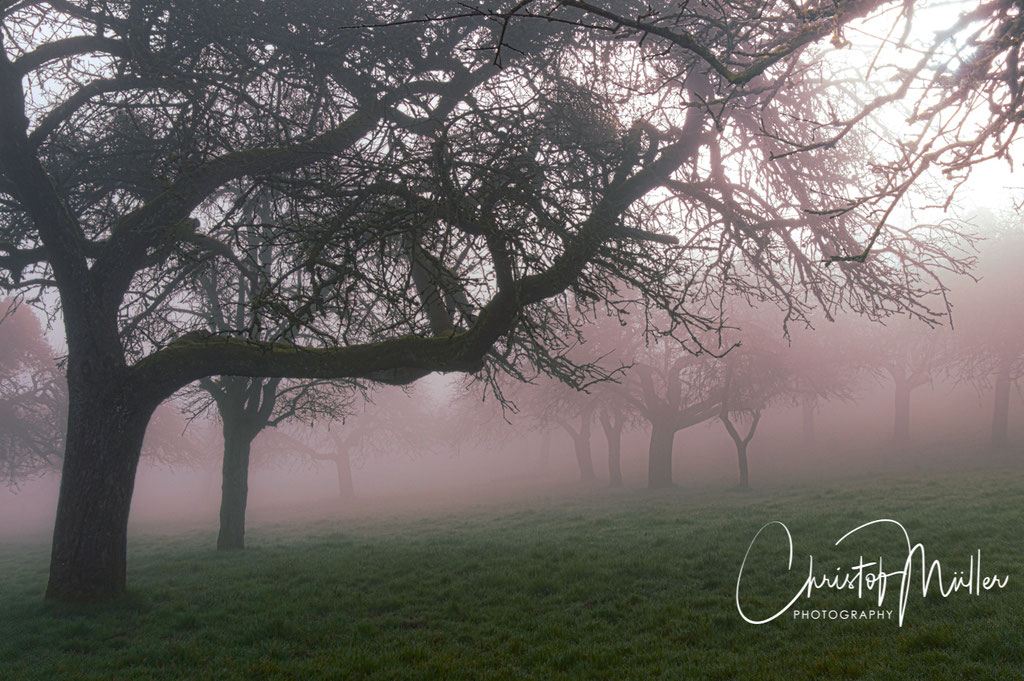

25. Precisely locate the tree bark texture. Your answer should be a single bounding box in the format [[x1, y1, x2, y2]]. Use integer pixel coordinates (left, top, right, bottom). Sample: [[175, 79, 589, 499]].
[[45, 374, 155, 602]]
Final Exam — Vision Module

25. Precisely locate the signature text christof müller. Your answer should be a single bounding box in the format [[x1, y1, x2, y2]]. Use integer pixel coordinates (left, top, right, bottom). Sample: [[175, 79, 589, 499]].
[[735, 519, 1009, 627]]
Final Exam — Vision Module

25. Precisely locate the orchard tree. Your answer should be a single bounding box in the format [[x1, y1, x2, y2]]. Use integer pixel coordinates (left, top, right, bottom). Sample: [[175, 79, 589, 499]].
[[194, 374, 343, 549], [187, 201, 348, 550], [716, 317, 792, 489], [519, 377, 602, 483], [460, 309, 634, 485], [0, 0, 992, 602], [597, 404, 636, 487], [615, 336, 727, 488], [952, 218, 1024, 449], [0, 300, 64, 484], [585, 310, 643, 487], [460, 371, 605, 483], [786, 318, 871, 446], [868, 319, 954, 444], [276, 384, 437, 502]]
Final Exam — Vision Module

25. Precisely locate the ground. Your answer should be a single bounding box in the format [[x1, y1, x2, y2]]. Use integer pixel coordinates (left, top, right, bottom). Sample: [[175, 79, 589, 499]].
[[1, 467, 1022, 680]]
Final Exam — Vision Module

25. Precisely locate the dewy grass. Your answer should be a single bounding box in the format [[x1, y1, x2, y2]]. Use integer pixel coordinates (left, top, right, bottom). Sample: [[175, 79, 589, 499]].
[[1, 468, 1022, 680]]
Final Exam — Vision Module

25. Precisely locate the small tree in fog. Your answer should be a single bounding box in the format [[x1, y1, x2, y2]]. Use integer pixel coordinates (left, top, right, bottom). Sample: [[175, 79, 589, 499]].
[[268, 384, 437, 502], [596, 404, 638, 488], [457, 310, 638, 485], [616, 338, 726, 488], [866, 320, 954, 445], [459, 373, 602, 483], [952, 219, 1024, 449], [785, 320, 869, 447], [0, 301, 64, 485], [716, 317, 792, 489], [186, 199, 350, 550]]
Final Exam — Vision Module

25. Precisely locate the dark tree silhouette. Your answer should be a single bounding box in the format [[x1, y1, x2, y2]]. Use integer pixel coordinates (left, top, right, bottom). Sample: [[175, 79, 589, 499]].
[[552, 406, 598, 483], [597, 406, 630, 487], [197, 375, 343, 549]]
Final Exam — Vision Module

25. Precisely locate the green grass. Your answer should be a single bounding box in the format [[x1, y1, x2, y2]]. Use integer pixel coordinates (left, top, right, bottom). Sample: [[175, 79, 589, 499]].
[[2, 469, 1023, 680]]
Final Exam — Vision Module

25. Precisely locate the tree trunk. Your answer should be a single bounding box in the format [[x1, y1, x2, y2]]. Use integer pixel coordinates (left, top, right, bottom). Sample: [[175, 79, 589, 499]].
[[992, 358, 1012, 449], [735, 442, 749, 490], [801, 399, 816, 446], [720, 410, 759, 491], [605, 427, 623, 487], [208, 376, 277, 551], [647, 420, 676, 488], [556, 412, 596, 482], [217, 420, 255, 550], [893, 376, 911, 444], [573, 426, 596, 482], [599, 412, 623, 487], [335, 450, 354, 500], [45, 376, 155, 603]]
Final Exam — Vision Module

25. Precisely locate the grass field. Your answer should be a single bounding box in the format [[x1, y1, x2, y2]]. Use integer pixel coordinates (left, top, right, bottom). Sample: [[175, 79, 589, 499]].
[[1, 468, 1022, 680]]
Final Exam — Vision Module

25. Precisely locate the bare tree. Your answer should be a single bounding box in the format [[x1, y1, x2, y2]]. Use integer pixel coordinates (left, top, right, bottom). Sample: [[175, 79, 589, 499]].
[[869, 320, 953, 445], [185, 200, 351, 550], [613, 335, 725, 488], [785, 319, 872, 447], [462, 373, 602, 483], [0, 300, 64, 485], [457, 309, 637, 485], [274, 385, 436, 502], [952, 217, 1024, 449], [720, 326, 797, 488], [597, 405, 633, 488]]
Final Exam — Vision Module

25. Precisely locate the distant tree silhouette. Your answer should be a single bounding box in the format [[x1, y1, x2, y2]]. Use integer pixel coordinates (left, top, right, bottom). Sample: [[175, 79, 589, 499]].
[[952, 218, 1024, 450], [0, 301, 64, 485]]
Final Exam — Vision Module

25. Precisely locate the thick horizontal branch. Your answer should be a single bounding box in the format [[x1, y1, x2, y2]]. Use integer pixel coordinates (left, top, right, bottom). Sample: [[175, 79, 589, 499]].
[[132, 85, 711, 405], [134, 330, 477, 402]]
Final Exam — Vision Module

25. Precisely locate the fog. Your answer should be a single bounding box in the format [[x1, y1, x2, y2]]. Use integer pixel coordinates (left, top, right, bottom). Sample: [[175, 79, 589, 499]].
[[3, 287, 1019, 543]]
